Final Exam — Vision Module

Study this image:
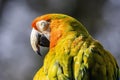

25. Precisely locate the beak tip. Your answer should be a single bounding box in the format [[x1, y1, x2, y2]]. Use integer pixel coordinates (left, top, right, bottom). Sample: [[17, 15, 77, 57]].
[[36, 50, 42, 56]]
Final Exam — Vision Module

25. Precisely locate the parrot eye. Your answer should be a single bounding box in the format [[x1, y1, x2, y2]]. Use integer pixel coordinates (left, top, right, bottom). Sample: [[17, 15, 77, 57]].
[[36, 20, 49, 31]]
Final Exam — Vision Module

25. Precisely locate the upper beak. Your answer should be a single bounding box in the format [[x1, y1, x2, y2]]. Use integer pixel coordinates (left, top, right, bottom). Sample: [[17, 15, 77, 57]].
[[30, 28, 50, 56]]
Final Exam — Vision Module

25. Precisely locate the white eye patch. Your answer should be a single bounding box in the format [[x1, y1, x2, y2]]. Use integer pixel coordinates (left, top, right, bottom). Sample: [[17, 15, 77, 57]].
[[36, 20, 49, 31]]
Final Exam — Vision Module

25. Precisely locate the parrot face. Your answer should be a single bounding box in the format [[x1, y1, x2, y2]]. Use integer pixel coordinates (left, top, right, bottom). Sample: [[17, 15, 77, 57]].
[[30, 20, 50, 55], [30, 14, 72, 55]]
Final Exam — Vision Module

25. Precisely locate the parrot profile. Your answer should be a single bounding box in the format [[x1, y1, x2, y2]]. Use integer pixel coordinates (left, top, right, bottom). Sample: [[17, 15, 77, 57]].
[[30, 13, 119, 80]]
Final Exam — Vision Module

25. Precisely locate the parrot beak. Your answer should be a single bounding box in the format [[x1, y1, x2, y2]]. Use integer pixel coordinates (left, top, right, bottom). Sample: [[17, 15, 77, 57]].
[[30, 28, 50, 56]]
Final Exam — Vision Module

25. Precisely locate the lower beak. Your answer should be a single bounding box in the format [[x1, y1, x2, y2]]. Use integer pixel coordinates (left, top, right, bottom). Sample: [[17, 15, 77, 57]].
[[30, 28, 50, 56]]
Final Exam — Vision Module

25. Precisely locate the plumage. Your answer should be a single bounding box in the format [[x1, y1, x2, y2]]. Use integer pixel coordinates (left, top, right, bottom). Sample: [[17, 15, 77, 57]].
[[31, 14, 119, 80]]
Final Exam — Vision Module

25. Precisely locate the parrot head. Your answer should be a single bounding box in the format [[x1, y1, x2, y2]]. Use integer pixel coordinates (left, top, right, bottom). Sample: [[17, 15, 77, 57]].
[[30, 14, 66, 56], [30, 18, 50, 56], [30, 13, 88, 56]]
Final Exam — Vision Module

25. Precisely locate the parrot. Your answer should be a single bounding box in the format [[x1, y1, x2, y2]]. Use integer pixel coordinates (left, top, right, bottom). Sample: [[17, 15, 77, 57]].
[[30, 13, 119, 80]]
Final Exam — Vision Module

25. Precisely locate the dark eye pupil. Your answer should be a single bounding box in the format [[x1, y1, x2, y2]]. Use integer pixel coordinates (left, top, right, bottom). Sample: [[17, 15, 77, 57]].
[[41, 22, 46, 27]]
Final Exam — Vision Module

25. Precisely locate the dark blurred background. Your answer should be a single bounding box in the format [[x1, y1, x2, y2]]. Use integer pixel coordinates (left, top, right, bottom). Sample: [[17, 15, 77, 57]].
[[0, 0, 120, 80]]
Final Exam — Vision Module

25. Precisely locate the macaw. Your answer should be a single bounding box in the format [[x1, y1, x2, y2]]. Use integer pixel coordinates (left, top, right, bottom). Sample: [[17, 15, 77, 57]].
[[30, 13, 119, 80]]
